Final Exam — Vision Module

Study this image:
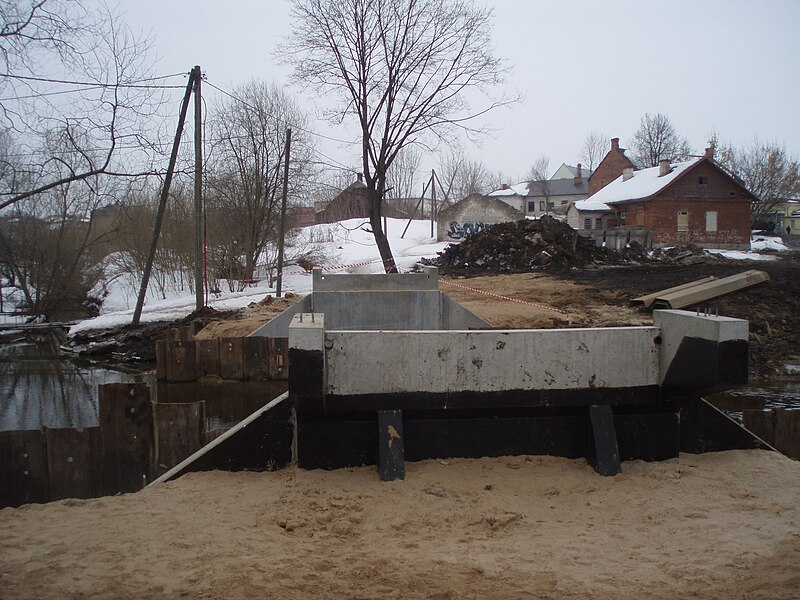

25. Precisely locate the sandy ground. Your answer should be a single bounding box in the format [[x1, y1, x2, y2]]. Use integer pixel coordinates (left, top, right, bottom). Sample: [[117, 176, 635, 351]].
[[1, 450, 798, 599]]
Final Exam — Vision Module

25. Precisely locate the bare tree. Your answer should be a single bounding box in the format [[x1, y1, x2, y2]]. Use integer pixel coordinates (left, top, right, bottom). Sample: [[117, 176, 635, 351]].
[[630, 112, 693, 168], [0, 1, 165, 210], [386, 145, 421, 201], [579, 131, 608, 173], [281, 0, 513, 272], [527, 155, 551, 214], [438, 145, 492, 204], [206, 80, 313, 287], [715, 136, 800, 229]]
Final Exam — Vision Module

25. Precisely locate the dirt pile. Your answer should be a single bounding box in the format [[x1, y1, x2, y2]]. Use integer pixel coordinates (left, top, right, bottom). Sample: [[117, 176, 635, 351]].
[[433, 217, 648, 275]]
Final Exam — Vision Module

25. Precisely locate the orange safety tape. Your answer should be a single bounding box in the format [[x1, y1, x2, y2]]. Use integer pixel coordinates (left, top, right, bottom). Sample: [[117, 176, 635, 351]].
[[440, 279, 570, 315]]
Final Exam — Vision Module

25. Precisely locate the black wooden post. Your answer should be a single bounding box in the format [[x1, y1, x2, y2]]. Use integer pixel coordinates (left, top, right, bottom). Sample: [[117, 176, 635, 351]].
[[587, 404, 621, 476]]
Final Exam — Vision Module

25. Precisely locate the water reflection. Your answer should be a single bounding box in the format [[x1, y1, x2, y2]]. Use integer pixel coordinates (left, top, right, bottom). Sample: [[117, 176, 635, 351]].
[[0, 330, 287, 508]]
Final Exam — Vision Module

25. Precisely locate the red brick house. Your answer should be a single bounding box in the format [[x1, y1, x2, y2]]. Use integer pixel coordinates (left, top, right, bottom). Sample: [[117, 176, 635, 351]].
[[570, 149, 753, 249], [588, 137, 637, 196]]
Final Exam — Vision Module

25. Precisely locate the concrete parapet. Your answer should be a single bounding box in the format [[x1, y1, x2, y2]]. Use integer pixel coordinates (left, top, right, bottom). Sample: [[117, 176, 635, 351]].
[[312, 266, 439, 291], [653, 310, 748, 394]]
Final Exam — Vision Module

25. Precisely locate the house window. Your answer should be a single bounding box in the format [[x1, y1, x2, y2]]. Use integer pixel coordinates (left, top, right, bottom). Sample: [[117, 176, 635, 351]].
[[540, 201, 546, 211], [619, 212, 626, 223], [547, 202, 555, 209], [699, 176, 709, 185], [595, 218, 603, 229], [677, 210, 689, 232], [561, 200, 568, 206], [705, 211, 718, 232], [584, 218, 592, 230], [528, 201, 535, 212]]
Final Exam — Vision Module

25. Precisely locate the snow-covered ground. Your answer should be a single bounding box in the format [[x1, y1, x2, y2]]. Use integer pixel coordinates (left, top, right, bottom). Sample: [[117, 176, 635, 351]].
[[48, 225, 796, 335], [707, 234, 788, 261], [70, 218, 448, 334]]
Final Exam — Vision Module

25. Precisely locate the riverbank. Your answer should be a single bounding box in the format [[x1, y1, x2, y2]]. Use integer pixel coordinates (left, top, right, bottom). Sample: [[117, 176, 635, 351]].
[[1, 450, 798, 599]]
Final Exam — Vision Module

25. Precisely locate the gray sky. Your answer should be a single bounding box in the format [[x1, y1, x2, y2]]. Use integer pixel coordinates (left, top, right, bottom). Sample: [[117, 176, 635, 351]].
[[122, 0, 800, 184]]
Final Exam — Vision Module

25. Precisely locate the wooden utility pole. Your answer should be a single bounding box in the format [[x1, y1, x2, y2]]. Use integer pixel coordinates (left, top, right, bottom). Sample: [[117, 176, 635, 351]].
[[132, 68, 197, 326], [193, 65, 204, 311], [275, 128, 292, 298], [430, 168, 436, 238]]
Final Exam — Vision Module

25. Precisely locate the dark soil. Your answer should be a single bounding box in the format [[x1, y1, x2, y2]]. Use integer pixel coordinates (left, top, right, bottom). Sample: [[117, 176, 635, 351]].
[[564, 253, 800, 379]]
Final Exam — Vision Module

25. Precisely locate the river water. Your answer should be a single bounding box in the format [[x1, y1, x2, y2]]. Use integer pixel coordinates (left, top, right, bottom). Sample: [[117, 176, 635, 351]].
[[0, 329, 286, 508]]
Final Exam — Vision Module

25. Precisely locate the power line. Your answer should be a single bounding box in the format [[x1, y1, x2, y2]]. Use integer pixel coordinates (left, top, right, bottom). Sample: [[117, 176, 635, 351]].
[[0, 72, 187, 89]]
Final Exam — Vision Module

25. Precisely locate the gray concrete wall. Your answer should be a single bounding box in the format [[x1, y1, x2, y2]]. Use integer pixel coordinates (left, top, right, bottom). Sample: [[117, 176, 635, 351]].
[[653, 309, 748, 384], [324, 327, 661, 396], [437, 194, 524, 242]]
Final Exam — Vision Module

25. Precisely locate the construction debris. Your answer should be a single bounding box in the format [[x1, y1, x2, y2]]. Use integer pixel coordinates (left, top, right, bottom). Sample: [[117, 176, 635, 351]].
[[635, 270, 770, 310]]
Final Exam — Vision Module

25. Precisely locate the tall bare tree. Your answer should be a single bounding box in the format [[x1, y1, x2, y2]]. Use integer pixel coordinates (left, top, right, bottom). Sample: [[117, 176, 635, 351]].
[[438, 144, 492, 204], [714, 136, 800, 229], [206, 80, 312, 286], [282, 0, 513, 272], [579, 131, 608, 173], [0, 1, 164, 210], [630, 112, 693, 168]]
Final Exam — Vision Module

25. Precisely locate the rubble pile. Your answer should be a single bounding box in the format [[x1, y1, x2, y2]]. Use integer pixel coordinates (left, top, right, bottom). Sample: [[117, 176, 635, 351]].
[[433, 217, 649, 275], [431, 218, 733, 275]]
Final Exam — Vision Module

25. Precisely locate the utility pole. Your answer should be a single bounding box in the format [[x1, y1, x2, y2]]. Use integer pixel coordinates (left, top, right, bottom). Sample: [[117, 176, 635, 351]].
[[275, 128, 292, 298], [430, 168, 436, 238], [193, 65, 204, 312], [132, 68, 197, 326]]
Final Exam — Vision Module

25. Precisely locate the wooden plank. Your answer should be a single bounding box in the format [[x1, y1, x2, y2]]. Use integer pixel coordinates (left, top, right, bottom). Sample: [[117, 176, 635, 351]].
[[155, 339, 167, 380], [219, 337, 245, 380], [155, 401, 204, 472], [0, 429, 48, 507], [243, 336, 269, 380], [45, 426, 103, 501], [652, 270, 770, 309], [148, 391, 289, 487], [99, 383, 154, 494], [378, 410, 405, 481], [630, 276, 717, 307], [166, 340, 197, 382], [774, 408, 800, 460], [197, 338, 221, 378]]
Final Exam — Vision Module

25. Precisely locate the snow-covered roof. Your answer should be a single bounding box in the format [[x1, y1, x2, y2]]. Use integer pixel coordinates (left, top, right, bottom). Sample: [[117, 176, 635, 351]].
[[573, 199, 612, 212], [488, 182, 529, 196], [587, 157, 702, 205]]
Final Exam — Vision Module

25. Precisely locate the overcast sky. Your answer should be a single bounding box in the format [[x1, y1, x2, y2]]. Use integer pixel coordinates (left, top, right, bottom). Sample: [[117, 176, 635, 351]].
[[121, 0, 800, 185]]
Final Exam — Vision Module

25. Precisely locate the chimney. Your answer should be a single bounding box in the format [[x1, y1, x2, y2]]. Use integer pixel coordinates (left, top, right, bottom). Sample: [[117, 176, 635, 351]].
[[357, 172, 363, 182], [623, 167, 634, 181], [704, 144, 715, 160], [658, 159, 671, 177], [611, 137, 620, 151], [500, 183, 509, 190], [573, 163, 583, 186]]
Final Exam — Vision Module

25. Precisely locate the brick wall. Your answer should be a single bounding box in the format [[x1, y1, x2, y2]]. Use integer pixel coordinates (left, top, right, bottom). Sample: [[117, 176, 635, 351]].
[[588, 138, 636, 196], [616, 164, 752, 248]]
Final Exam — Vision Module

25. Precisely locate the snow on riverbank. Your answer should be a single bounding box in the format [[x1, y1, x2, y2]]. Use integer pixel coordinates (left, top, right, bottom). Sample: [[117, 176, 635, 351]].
[[70, 218, 447, 334]]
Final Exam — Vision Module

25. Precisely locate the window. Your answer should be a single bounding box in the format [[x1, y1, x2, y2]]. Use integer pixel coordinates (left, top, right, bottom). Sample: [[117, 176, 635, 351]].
[[528, 201, 535, 212], [699, 176, 709, 185], [619, 211, 626, 223], [677, 210, 689, 232], [705, 211, 718, 232], [561, 200, 568, 206], [584, 218, 592, 230], [539, 201, 545, 211], [547, 202, 555, 210], [595, 218, 603, 229]]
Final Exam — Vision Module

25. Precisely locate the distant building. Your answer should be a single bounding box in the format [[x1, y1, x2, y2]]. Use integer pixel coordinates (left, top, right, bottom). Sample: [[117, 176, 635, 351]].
[[315, 174, 408, 225], [588, 138, 637, 196], [550, 162, 593, 181], [568, 148, 753, 250], [487, 163, 590, 218], [436, 193, 524, 242]]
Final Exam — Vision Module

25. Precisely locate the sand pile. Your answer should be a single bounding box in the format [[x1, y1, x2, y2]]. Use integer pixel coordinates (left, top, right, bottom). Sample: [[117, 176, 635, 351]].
[[1, 450, 798, 599]]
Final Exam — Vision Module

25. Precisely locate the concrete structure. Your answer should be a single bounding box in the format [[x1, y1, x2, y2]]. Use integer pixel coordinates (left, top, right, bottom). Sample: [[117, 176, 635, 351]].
[[251, 267, 489, 336], [278, 270, 763, 479], [434, 195, 524, 242], [551, 163, 594, 181]]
